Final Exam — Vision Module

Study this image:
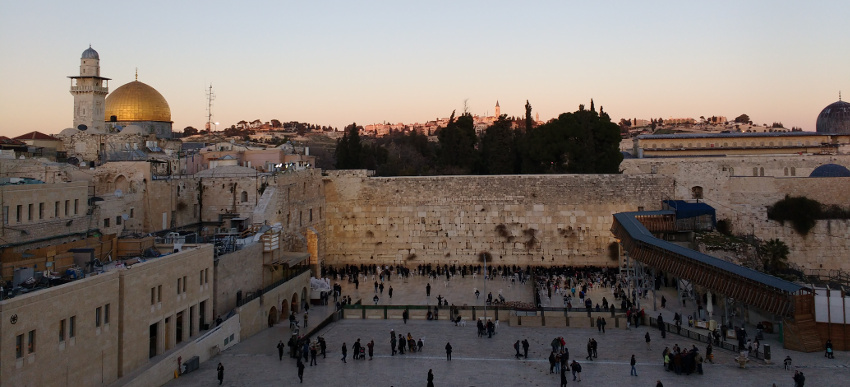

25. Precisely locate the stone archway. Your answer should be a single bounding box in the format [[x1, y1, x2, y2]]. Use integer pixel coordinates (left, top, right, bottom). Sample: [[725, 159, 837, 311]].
[[291, 293, 299, 313], [114, 175, 130, 193], [281, 299, 289, 320], [268, 306, 278, 327]]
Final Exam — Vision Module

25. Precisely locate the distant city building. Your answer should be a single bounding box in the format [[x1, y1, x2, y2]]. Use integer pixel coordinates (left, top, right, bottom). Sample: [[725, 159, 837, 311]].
[[68, 46, 110, 133], [633, 131, 850, 158]]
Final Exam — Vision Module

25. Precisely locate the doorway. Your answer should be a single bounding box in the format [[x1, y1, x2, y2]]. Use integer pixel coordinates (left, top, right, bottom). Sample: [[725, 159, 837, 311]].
[[176, 311, 184, 344], [149, 323, 158, 358]]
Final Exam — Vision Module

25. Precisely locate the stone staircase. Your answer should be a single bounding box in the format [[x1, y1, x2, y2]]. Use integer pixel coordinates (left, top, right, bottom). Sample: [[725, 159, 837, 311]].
[[252, 186, 276, 224]]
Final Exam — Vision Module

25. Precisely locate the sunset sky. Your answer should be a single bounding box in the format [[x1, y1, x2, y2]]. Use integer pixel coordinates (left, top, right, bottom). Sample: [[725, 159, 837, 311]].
[[1, 1, 849, 137]]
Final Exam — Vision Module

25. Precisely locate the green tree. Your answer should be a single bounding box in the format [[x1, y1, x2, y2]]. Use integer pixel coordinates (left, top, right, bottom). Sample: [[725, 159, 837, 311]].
[[734, 114, 750, 123], [479, 115, 518, 174], [760, 238, 789, 275], [525, 100, 534, 131], [183, 126, 199, 136], [437, 111, 477, 174], [334, 123, 363, 169]]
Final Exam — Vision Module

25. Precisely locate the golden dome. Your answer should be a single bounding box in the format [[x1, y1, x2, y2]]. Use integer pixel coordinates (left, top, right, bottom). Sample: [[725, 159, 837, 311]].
[[104, 80, 171, 122]]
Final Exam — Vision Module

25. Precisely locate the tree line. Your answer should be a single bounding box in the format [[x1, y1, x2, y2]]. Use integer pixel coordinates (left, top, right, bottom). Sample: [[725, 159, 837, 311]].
[[335, 100, 624, 176]]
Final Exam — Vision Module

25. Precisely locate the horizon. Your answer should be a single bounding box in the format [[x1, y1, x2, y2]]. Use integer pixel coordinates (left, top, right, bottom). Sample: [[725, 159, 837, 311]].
[[1, 1, 849, 138]]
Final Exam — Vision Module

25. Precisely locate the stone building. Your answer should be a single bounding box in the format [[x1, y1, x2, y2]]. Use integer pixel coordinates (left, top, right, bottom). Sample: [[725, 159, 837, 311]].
[[633, 131, 850, 158]]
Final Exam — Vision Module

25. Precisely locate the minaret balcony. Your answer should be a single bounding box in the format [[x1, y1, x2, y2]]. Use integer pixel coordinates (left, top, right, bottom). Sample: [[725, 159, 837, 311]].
[[71, 85, 109, 94]]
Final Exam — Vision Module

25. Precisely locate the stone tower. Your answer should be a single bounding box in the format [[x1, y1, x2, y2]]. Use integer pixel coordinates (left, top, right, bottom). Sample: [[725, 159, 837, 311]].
[[69, 46, 110, 132], [495, 100, 500, 118]]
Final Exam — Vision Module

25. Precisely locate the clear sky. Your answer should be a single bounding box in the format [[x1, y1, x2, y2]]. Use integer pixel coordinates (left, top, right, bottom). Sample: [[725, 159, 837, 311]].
[[1, 0, 848, 137]]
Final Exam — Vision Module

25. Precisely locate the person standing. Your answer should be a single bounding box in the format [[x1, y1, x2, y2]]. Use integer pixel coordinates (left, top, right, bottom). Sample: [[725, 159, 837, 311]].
[[341, 342, 347, 363], [303, 312, 308, 328], [367, 340, 374, 360], [560, 365, 568, 387], [388, 286, 393, 299], [591, 338, 598, 358], [216, 363, 224, 385], [585, 339, 593, 361], [403, 308, 409, 324], [630, 354, 638, 376], [514, 340, 522, 358], [645, 331, 651, 350], [445, 342, 453, 361], [296, 358, 305, 383], [277, 340, 285, 361], [309, 343, 317, 366], [427, 369, 435, 387], [391, 333, 397, 356], [426, 283, 431, 297], [319, 336, 326, 358], [522, 339, 530, 359], [571, 360, 582, 381], [706, 343, 713, 364]]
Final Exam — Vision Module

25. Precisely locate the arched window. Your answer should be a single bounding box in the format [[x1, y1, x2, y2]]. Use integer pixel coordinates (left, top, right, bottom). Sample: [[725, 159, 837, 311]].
[[241, 191, 248, 203], [753, 167, 758, 176], [791, 167, 796, 176], [759, 167, 765, 176], [691, 186, 704, 199], [729, 167, 735, 175], [784, 167, 789, 176]]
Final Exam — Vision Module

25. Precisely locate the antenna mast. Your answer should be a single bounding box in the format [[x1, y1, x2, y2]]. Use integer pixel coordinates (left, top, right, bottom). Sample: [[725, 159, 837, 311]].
[[205, 84, 216, 131]]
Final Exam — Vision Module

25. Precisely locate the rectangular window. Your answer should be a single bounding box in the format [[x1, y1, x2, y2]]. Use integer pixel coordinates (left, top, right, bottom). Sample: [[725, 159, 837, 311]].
[[69, 316, 76, 338], [151, 287, 156, 305], [183, 276, 187, 293], [16, 205, 22, 223], [27, 330, 36, 354], [116, 216, 122, 225], [59, 319, 66, 342], [74, 199, 79, 215], [200, 270, 204, 286], [177, 278, 182, 294], [309, 209, 313, 222], [38, 203, 44, 219], [157, 285, 162, 302], [65, 200, 70, 216], [105, 304, 110, 324], [104, 218, 110, 227], [205, 268, 209, 284], [54, 201, 60, 217], [95, 307, 102, 327], [28, 203, 33, 221], [16, 334, 23, 358], [129, 208, 134, 218]]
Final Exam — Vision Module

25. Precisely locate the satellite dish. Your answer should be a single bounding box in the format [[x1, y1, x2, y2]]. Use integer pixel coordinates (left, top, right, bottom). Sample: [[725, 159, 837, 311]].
[[114, 189, 123, 197], [77, 124, 88, 131], [121, 214, 129, 220]]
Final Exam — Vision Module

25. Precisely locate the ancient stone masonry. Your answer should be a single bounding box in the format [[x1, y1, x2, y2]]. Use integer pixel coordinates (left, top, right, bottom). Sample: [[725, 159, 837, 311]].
[[322, 173, 673, 267]]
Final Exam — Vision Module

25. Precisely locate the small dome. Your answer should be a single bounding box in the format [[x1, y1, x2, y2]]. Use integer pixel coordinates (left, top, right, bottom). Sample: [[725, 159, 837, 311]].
[[809, 164, 850, 178], [58, 128, 78, 137], [816, 100, 850, 134], [81, 46, 99, 60], [120, 125, 147, 135], [104, 80, 171, 122]]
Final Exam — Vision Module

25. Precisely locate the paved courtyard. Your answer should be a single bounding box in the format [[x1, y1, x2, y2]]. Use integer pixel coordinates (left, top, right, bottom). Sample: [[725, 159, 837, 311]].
[[166, 273, 850, 387]]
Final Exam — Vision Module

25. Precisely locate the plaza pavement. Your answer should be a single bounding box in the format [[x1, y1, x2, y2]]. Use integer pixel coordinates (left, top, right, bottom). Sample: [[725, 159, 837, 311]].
[[165, 272, 850, 387]]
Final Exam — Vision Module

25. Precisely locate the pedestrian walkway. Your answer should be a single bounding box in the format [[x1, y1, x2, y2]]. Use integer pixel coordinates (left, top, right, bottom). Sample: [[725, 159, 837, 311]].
[[165, 274, 849, 387]]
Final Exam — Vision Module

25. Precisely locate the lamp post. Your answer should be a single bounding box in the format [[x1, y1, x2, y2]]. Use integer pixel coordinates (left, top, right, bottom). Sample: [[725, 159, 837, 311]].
[[214, 122, 219, 131]]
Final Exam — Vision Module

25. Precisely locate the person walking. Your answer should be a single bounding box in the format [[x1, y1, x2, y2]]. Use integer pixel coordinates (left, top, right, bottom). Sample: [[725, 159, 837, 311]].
[[391, 333, 397, 356], [571, 360, 582, 381], [319, 336, 326, 358], [514, 340, 522, 358], [296, 358, 305, 383], [216, 363, 224, 385], [367, 340, 374, 360], [706, 343, 713, 364], [630, 354, 638, 376], [445, 342, 453, 361], [784, 355, 792, 370], [585, 339, 593, 361], [427, 369, 435, 387], [560, 365, 569, 387], [522, 339, 530, 359], [341, 342, 347, 363], [277, 340, 285, 361], [645, 331, 651, 350], [309, 343, 318, 366], [591, 338, 598, 358]]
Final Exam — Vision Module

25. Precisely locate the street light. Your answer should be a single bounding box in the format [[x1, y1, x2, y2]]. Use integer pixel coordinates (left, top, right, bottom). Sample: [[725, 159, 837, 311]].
[[214, 122, 220, 131]]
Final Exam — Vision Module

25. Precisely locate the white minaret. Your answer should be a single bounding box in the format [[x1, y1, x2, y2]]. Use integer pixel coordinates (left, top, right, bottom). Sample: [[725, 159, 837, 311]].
[[495, 100, 501, 118], [69, 46, 110, 132]]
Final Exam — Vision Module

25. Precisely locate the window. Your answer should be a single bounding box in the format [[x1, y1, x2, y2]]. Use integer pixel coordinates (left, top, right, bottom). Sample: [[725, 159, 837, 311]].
[[65, 200, 70, 216], [2, 206, 7, 225], [309, 209, 313, 222], [791, 167, 796, 176], [760, 167, 765, 176], [241, 191, 248, 203], [753, 167, 758, 176], [205, 268, 209, 284], [200, 270, 204, 286], [105, 304, 110, 324], [151, 287, 156, 305], [59, 319, 66, 341], [104, 218, 110, 227], [116, 216, 122, 225], [177, 278, 182, 294], [69, 316, 76, 338], [158, 285, 162, 302], [27, 330, 36, 354], [38, 203, 44, 219], [28, 203, 33, 221], [16, 205, 22, 223], [784, 167, 789, 176], [55, 201, 60, 217], [183, 276, 187, 293], [74, 199, 79, 215], [16, 334, 23, 358], [129, 208, 134, 218], [96, 307, 102, 327]]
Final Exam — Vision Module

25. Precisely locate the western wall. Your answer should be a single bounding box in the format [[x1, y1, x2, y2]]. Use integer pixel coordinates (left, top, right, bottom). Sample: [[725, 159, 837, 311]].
[[322, 171, 674, 267]]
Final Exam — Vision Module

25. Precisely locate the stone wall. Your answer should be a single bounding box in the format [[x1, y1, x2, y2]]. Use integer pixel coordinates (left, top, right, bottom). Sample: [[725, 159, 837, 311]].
[[322, 173, 673, 267]]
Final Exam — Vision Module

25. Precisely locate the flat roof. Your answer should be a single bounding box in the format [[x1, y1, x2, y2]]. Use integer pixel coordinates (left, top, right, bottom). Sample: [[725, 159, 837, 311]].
[[636, 131, 837, 140]]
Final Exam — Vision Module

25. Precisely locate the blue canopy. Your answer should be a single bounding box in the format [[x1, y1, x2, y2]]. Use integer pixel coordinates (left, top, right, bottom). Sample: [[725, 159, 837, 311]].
[[663, 200, 716, 224]]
